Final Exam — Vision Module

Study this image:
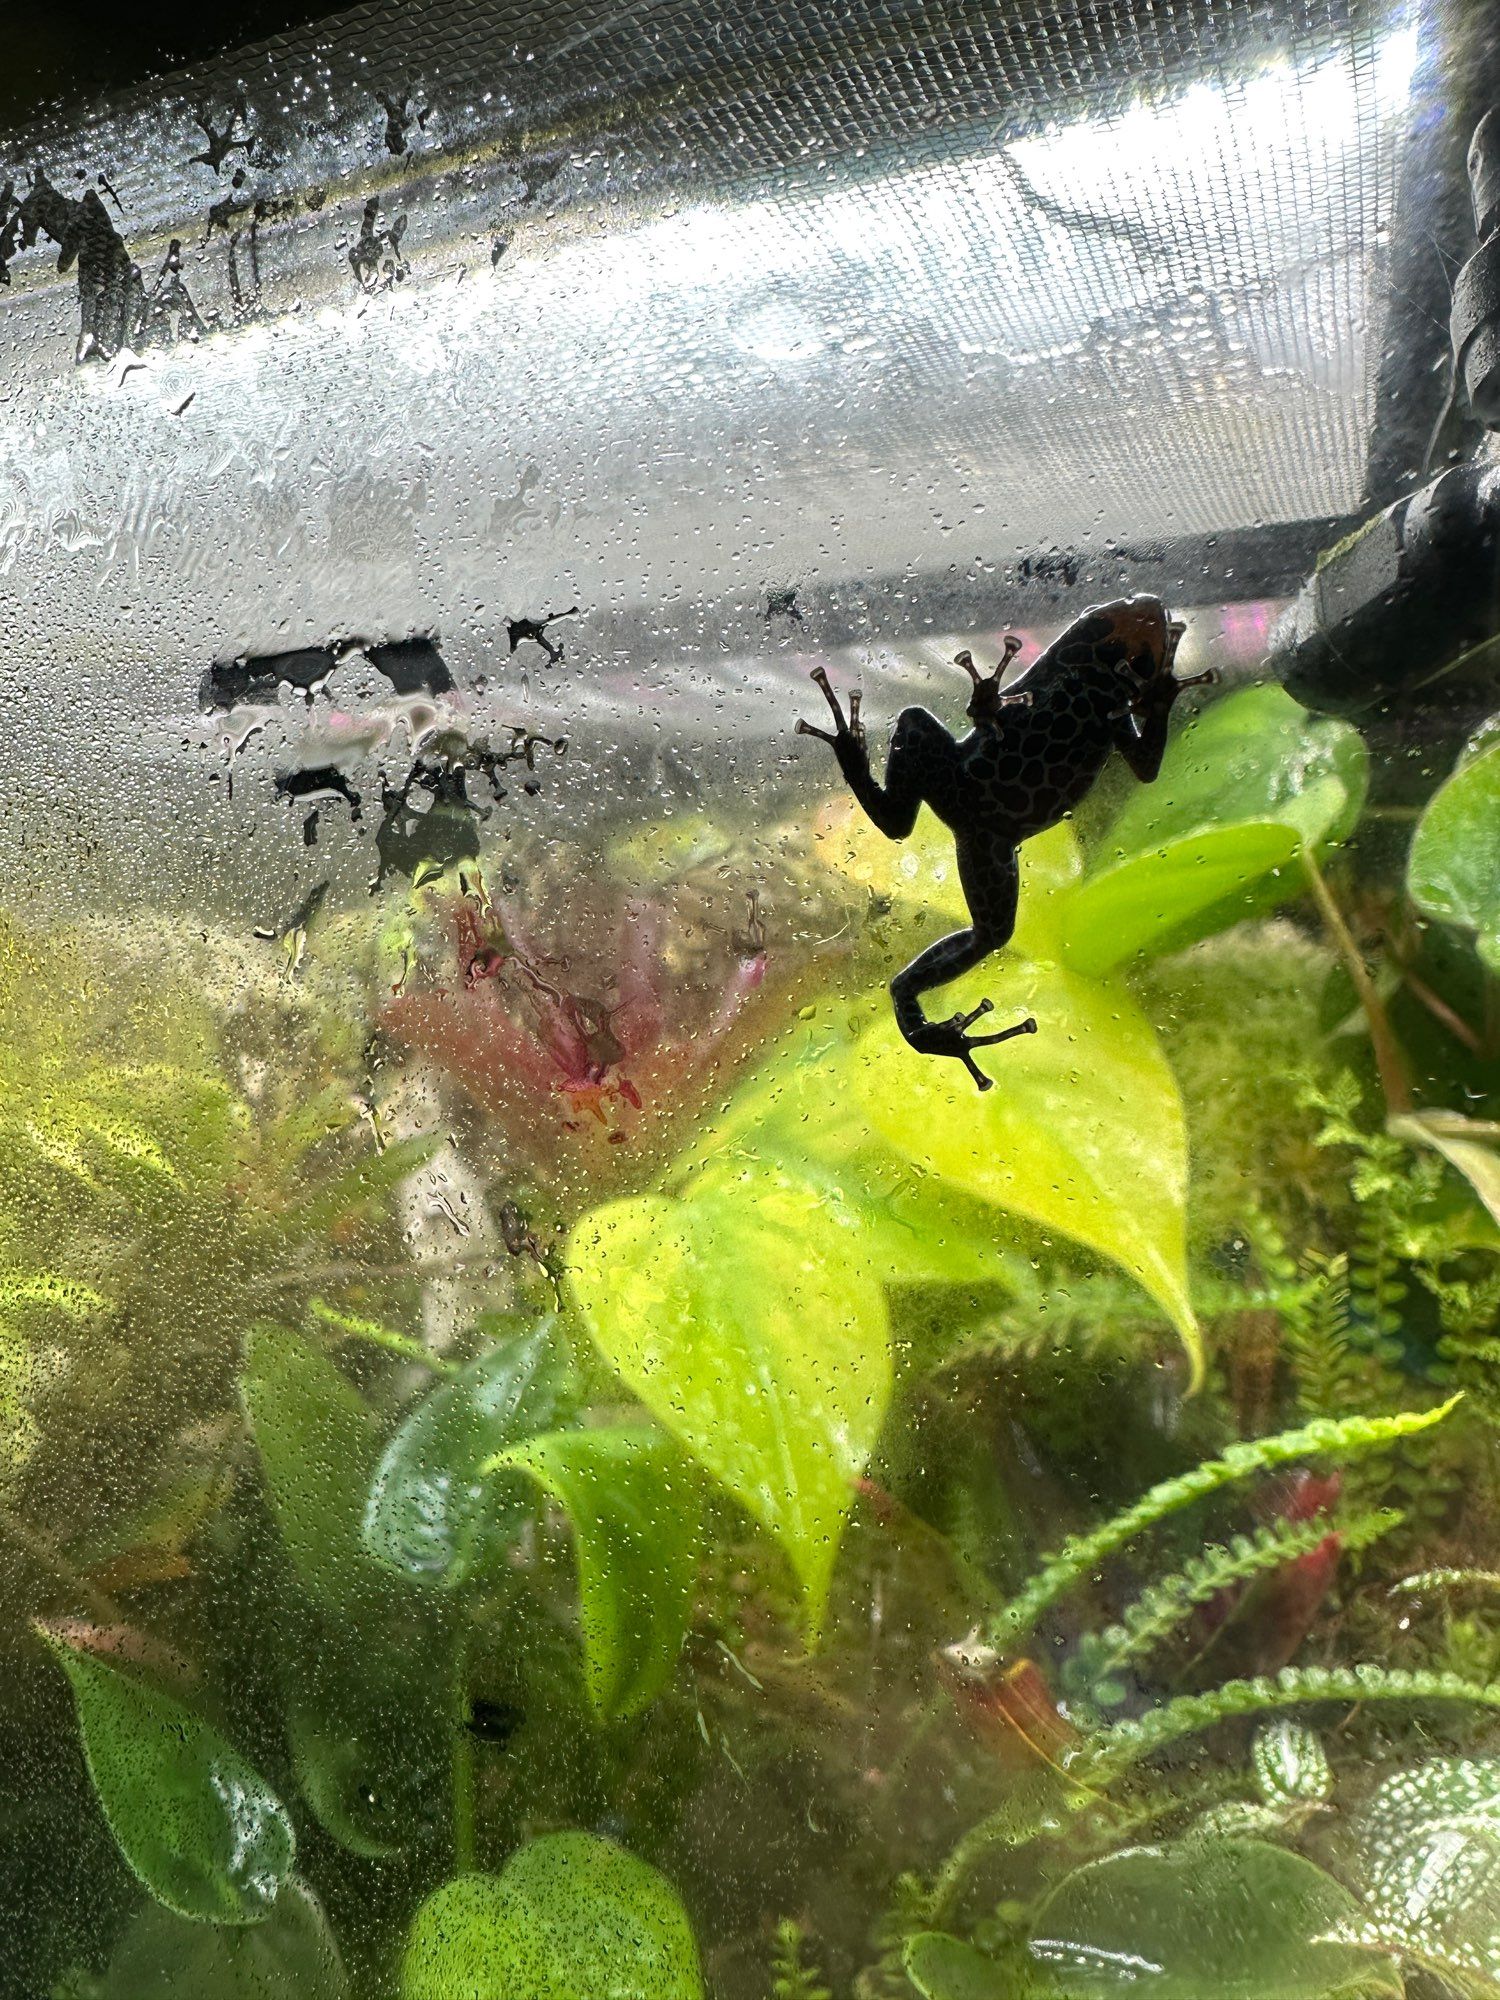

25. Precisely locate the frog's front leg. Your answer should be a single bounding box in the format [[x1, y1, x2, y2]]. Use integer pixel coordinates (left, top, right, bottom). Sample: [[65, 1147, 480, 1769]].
[[892, 835, 1037, 1092], [796, 669, 955, 839]]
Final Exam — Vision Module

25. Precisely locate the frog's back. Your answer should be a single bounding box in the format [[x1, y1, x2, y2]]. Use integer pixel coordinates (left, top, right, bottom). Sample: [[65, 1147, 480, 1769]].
[[963, 655, 1120, 841]]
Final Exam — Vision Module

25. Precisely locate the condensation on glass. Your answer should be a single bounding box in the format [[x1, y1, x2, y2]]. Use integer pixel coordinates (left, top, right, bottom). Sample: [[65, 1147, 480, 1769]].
[[0, 3, 1497, 1998]]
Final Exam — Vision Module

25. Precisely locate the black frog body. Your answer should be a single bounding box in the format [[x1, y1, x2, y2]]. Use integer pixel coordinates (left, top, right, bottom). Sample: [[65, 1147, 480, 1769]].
[[797, 594, 1212, 1088]]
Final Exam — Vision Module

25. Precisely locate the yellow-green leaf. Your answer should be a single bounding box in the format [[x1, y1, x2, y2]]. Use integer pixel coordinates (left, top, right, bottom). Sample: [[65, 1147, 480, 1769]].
[[566, 1170, 891, 1628], [852, 959, 1198, 1382], [1060, 823, 1303, 976]]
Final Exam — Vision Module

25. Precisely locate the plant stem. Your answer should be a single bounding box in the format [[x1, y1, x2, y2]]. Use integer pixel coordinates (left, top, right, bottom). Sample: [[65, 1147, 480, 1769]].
[[452, 1625, 477, 1872], [309, 1298, 463, 1376], [927, 1780, 1100, 1928], [452, 1730, 477, 1872], [1301, 852, 1413, 1114], [0, 1506, 126, 1627]]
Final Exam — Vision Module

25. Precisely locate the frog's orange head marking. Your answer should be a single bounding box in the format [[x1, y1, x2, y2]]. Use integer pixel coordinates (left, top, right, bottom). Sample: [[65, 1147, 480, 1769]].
[[1097, 594, 1178, 685]]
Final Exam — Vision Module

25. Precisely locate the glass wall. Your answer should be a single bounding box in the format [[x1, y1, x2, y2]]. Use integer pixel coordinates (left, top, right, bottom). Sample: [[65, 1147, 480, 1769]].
[[1, 1, 1498, 1995]]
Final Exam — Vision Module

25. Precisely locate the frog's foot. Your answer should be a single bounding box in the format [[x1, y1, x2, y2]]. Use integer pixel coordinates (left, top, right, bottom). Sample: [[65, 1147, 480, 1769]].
[[796, 666, 866, 753], [907, 999, 1038, 1091]]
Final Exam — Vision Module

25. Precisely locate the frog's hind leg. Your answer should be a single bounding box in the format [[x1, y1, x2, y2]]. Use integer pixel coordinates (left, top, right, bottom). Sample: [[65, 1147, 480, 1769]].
[[892, 838, 1036, 1091]]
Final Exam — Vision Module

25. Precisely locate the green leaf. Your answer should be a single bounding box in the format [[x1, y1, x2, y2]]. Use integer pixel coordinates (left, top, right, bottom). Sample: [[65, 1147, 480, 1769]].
[[1408, 731, 1500, 973], [42, 1639, 294, 1924], [102, 1880, 347, 1997], [240, 1325, 384, 1616], [675, 1020, 1011, 1288], [1391, 1110, 1500, 1228], [1103, 683, 1368, 858], [566, 1169, 891, 1629], [400, 1834, 704, 2000], [362, 1320, 563, 1587], [282, 1633, 453, 1859], [1059, 823, 1303, 976], [810, 801, 1081, 957], [1031, 1839, 1400, 2000], [1063, 685, 1367, 973], [852, 958, 1198, 1381], [1252, 1719, 1331, 1805], [492, 1426, 700, 1719], [1012, 823, 1088, 960], [809, 797, 969, 920], [1333, 1754, 1500, 1991], [905, 1934, 1047, 2000]]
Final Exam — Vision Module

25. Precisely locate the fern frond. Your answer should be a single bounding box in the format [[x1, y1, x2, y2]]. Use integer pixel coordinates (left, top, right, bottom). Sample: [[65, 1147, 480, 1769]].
[[1081, 1506, 1401, 1700], [1242, 1206, 1298, 1291], [772, 1919, 832, 2000], [1349, 1198, 1407, 1353], [992, 1401, 1459, 1651], [1078, 1664, 1500, 1783], [1281, 1254, 1361, 1419], [1391, 1568, 1500, 1596]]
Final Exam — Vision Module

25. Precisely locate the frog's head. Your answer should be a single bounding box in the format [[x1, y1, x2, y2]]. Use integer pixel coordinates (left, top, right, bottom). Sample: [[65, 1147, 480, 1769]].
[[1089, 594, 1185, 688]]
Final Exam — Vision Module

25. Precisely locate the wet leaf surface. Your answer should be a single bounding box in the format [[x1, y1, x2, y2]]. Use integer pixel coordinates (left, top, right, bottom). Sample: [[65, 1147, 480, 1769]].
[[567, 1167, 890, 1628], [1030, 1837, 1400, 2000], [240, 1324, 386, 1616], [1333, 1755, 1500, 1992], [1104, 684, 1368, 857], [1060, 823, 1302, 976], [104, 1879, 347, 1996], [400, 1834, 703, 2000], [853, 960, 1198, 1380], [1408, 732, 1500, 974], [362, 1320, 563, 1587], [492, 1425, 700, 1718], [43, 1639, 294, 1924]]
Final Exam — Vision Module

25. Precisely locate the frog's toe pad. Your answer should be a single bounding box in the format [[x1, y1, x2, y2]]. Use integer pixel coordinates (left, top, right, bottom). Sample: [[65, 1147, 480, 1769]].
[[905, 1009, 1037, 1089]]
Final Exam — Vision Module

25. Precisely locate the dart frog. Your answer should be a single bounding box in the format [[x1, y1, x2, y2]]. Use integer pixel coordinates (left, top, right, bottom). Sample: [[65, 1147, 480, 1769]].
[[797, 595, 1213, 1089]]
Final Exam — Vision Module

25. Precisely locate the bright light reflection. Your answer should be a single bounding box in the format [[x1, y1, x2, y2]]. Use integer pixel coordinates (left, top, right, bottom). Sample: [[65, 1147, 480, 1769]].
[[539, 15, 1419, 361]]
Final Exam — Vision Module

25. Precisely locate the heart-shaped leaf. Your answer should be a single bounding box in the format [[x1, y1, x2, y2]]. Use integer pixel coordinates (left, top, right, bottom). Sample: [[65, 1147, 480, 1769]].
[[852, 960, 1198, 1382], [491, 1426, 700, 1719], [675, 1020, 1014, 1288], [104, 1879, 347, 1997], [362, 1320, 563, 1587], [809, 797, 969, 920], [566, 1167, 891, 1628], [1031, 1838, 1400, 2000], [400, 1834, 703, 2000], [808, 801, 1082, 960], [1408, 731, 1500, 973], [1070, 685, 1367, 970], [42, 1637, 294, 1924]]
